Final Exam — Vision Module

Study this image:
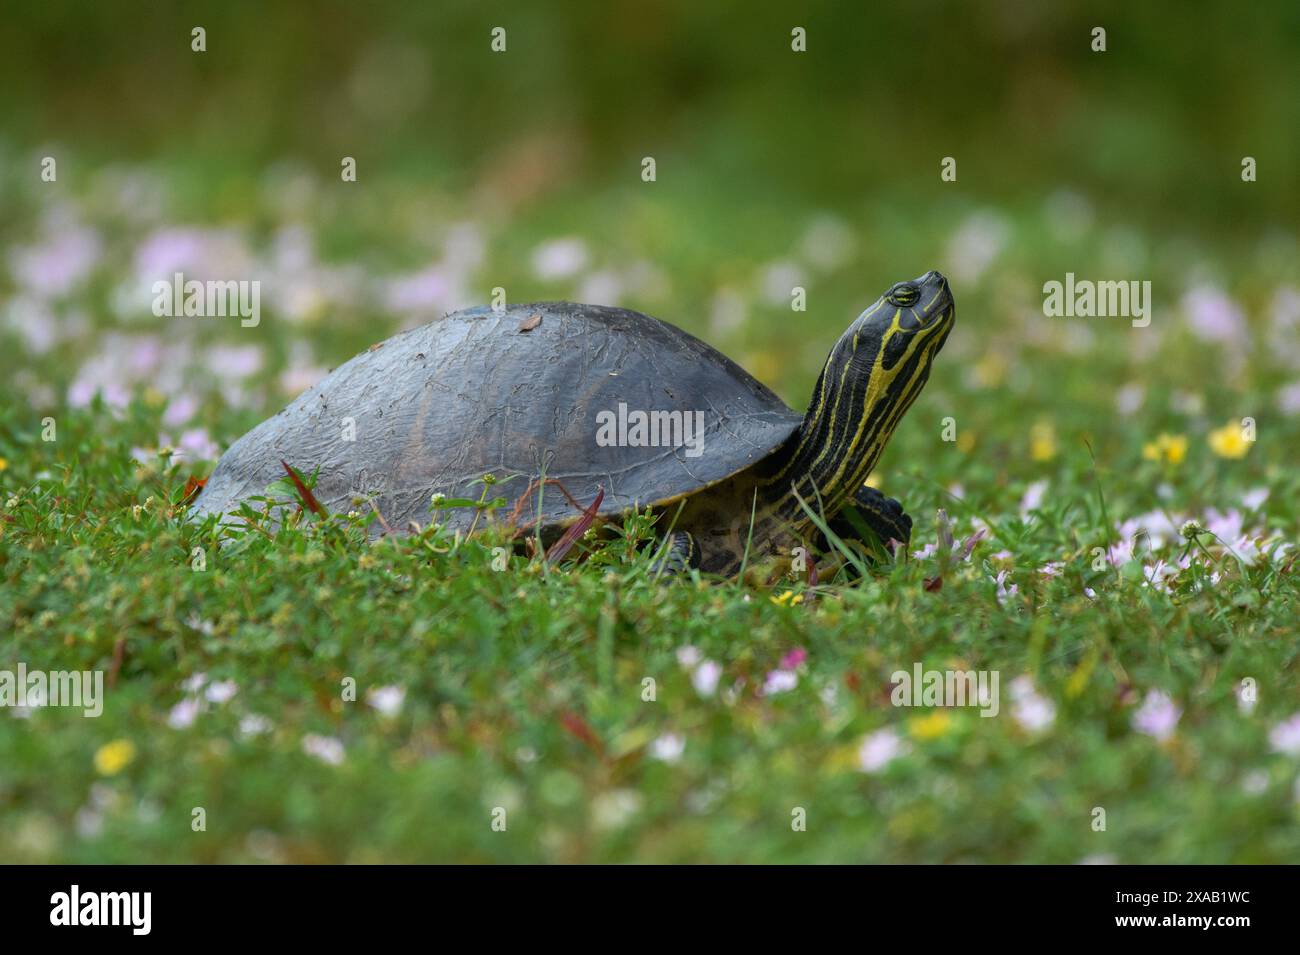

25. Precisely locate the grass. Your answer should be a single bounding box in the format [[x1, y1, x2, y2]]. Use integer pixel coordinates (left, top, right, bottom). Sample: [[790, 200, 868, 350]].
[[2, 161, 1299, 863]]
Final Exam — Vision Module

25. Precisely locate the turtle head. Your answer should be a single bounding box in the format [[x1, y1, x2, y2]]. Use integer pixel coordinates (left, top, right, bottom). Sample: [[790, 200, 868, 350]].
[[778, 271, 955, 517], [851, 269, 955, 355]]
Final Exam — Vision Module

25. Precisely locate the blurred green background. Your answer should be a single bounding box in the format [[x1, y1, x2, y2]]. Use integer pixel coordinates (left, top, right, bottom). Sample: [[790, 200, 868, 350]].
[[3, 0, 1298, 222]]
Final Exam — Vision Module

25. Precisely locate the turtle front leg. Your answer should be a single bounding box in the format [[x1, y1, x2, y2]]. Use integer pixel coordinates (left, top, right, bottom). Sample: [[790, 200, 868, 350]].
[[655, 530, 700, 574], [829, 485, 912, 555]]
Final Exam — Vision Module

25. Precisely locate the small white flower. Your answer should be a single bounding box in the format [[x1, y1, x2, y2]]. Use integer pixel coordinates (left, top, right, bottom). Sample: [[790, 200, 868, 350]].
[[1010, 676, 1056, 733], [1115, 383, 1144, 415], [1227, 535, 1262, 565], [857, 728, 909, 774], [758, 260, 806, 307], [239, 714, 272, 737], [302, 734, 345, 765], [531, 237, 588, 281], [675, 645, 702, 668], [181, 672, 208, 694], [692, 660, 722, 697], [721, 679, 746, 707], [650, 733, 685, 763], [205, 680, 238, 704], [167, 697, 201, 729], [1241, 770, 1270, 795], [76, 807, 105, 840], [366, 685, 405, 717], [762, 669, 798, 696], [590, 789, 641, 830]]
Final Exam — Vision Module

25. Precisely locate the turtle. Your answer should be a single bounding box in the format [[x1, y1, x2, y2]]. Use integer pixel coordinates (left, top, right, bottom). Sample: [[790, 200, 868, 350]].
[[190, 270, 955, 575]]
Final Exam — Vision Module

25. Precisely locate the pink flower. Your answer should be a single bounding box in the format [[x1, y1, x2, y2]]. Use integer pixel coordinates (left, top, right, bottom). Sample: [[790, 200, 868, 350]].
[[1241, 488, 1269, 511], [163, 394, 200, 427], [134, 226, 250, 283], [280, 365, 326, 397], [779, 648, 808, 670], [175, 428, 219, 461], [531, 238, 588, 281], [4, 297, 57, 354], [1183, 285, 1246, 344], [1132, 690, 1180, 741], [1142, 560, 1177, 592], [1269, 713, 1300, 756], [1277, 382, 1300, 415], [993, 570, 1018, 605], [1117, 510, 1179, 549], [1019, 480, 1048, 516], [384, 266, 460, 313], [68, 373, 130, 410], [208, 345, 264, 380], [1204, 508, 1244, 543], [167, 698, 201, 729], [9, 224, 103, 298], [1107, 537, 1135, 567]]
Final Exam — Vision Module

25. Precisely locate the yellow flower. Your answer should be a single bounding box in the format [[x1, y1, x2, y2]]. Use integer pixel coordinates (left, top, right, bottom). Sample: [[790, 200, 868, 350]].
[[1141, 433, 1188, 465], [908, 711, 953, 740], [1208, 421, 1251, 459], [973, 352, 1007, 388], [0, 457, 8, 472], [1030, 422, 1057, 462], [770, 590, 804, 607], [93, 739, 137, 776]]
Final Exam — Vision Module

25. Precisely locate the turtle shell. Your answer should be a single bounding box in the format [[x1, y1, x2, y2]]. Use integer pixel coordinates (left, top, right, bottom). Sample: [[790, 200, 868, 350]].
[[190, 303, 803, 535]]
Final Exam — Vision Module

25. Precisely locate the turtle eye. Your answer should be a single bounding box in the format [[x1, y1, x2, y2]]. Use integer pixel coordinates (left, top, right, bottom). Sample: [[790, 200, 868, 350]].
[[888, 284, 920, 307]]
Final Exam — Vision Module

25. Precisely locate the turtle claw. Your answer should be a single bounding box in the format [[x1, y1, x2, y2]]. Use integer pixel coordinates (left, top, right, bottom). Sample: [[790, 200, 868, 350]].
[[831, 486, 912, 554]]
